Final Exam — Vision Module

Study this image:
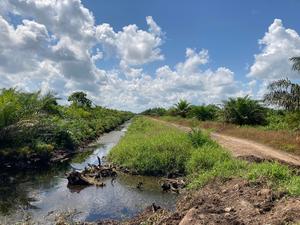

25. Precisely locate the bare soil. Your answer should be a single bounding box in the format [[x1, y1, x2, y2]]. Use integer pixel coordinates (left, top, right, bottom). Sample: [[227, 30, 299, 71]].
[[79, 178, 300, 225]]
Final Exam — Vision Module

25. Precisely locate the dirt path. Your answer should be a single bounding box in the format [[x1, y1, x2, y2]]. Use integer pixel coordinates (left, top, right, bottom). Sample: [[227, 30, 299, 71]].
[[151, 118, 300, 167]]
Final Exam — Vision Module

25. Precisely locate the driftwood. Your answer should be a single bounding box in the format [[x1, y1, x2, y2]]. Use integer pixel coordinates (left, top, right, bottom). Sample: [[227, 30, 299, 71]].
[[160, 178, 186, 193], [67, 163, 117, 186]]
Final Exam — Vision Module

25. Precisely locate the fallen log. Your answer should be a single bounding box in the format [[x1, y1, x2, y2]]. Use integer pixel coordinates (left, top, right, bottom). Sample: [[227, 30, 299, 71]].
[[160, 178, 186, 193], [67, 164, 117, 186]]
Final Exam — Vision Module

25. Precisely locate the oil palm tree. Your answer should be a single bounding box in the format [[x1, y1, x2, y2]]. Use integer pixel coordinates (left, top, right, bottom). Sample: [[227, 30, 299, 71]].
[[290, 57, 300, 72], [223, 96, 266, 125], [174, 99, 191, 118], [263, 78, 300, 111]]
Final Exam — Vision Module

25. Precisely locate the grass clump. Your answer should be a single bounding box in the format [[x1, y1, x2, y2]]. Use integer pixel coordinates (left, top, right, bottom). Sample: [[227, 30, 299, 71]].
[[108, 117, 193, 175], [188, 128, 213, 147], [189, 154, 300, 196], [246, 162, 292, 183], [187, 152, 248, 189], [186, 143, 231, 173]]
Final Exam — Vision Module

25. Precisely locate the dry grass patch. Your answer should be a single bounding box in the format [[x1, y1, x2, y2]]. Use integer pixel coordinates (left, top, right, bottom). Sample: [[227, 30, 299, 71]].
[[159, 116, 300, 156]]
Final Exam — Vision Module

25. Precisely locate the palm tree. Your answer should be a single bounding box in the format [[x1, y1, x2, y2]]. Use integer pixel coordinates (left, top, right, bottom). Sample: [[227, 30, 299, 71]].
[[290, 57, 300, 72], [39, 92, 60, 114], [174, 99, 191, 118], [223, 96, 266, 125], [263, 78, 300, 111], [68, 91, 92, 108]]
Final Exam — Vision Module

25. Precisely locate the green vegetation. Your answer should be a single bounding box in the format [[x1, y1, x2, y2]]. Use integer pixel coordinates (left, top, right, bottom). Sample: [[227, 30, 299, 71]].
[[139, 58, 300, 155], [109, 117, 300, 196], [223, 96, 266, 125], [291, 56, 300, 72], [0, 88, 133, 167], [187, 128, 212, 147], [141, 58, 300, 130], [173, 99, 191, 118], [108, 117, 193, 175], [68, 91, 92, 108], [264, 78, 300, 111], [188, 104, 220, 121], [140, 107, 167, 116]]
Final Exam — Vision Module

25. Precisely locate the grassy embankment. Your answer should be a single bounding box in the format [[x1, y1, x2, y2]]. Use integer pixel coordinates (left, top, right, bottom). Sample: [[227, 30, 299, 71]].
[[159, 116, 300, 156], [108, 117, 300, 196], [0, 89, 133, 168]]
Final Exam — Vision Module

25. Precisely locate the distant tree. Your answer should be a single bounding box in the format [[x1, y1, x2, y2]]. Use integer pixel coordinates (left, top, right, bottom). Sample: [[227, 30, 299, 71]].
[[188, 104, 220, 121], [290, 56, 300, 72], [223, 96, 266, 125], [174, 99, 191, 118], [140, 107, 166, 116], [39, 92, 60, 114], [68, 91, 92, 108], [166, 107, 177, 117], [263, 78, 300, 111]]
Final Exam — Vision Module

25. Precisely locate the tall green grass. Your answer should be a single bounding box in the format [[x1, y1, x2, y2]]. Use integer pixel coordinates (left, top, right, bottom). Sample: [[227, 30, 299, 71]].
[[108, 117, 193, 175], [109, 117, 300, 196]]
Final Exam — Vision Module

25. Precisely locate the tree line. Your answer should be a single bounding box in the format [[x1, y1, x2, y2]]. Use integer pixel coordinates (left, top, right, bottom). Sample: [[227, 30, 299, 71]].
[[141, 57, 300, 128], [0, 90, 133, 168]]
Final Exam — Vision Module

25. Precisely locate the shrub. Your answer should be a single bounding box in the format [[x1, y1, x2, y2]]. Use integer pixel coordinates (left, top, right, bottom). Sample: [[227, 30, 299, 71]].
[[266, 110, 300, 131], [140, 107, 167, 116], [0, 89, 133, 165], [188, 105, 220, 121], [188, 128, 212, 147], [284, 111, 300, 130], [223, 96, 267, 125]]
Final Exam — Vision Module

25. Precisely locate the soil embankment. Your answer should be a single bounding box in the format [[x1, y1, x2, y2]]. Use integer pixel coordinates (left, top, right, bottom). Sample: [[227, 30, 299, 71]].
[[84, 178, 300, 225]]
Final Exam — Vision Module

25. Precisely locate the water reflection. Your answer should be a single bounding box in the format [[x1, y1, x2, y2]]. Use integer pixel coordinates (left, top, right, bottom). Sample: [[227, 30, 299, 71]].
[[0, 122, 177, 224]]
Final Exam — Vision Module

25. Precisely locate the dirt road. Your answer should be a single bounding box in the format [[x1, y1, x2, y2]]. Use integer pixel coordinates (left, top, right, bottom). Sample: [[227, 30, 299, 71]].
[[152, 118, 300, 167]]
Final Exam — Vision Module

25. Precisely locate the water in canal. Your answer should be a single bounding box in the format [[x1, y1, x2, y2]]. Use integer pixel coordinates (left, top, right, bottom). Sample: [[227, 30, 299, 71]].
[[0, 121, 177, 224]]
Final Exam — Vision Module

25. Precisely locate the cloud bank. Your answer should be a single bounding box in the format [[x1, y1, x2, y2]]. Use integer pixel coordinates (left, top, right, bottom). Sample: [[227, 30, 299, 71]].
[[0, 0, 299, 112]]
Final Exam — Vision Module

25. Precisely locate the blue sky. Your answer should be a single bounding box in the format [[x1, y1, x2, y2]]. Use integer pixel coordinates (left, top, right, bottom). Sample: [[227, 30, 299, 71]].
[[0, 0, 300, 112], [83, 0, 300, 82]]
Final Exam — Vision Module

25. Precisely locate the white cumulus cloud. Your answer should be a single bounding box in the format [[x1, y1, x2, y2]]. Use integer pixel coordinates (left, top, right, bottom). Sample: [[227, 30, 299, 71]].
[[0, 0, 248, 112], [96, 17, 164, 66], [92, 48, 246, 112], [248, 19, 300, 80]]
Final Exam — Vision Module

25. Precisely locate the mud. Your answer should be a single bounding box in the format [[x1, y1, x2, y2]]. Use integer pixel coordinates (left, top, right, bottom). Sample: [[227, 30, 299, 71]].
[[83, 178, 300, 225]]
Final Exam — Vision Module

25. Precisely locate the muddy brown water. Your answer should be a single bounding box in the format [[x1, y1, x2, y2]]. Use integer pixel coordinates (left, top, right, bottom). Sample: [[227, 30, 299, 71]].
[[0, 121, 177, 224]]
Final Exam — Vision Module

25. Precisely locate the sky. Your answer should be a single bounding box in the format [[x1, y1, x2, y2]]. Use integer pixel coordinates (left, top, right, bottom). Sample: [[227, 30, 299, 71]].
[[0, 0, 300, 112]]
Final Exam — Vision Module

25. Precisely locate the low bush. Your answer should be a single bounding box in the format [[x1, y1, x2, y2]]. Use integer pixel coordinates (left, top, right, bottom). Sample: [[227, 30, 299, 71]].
[[140, 107, 167, 116], [188, 128, 213, 147], [188, 105, 220, 121]]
